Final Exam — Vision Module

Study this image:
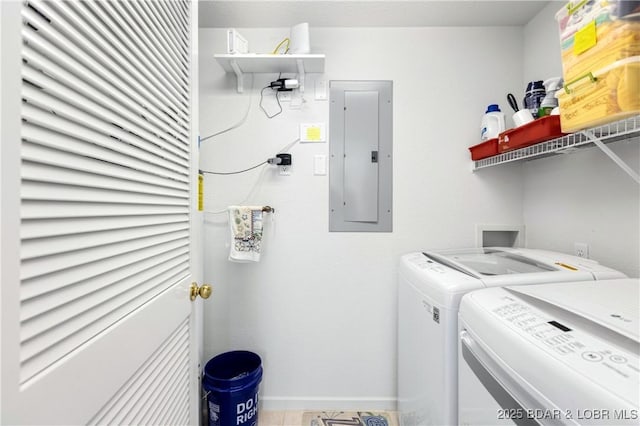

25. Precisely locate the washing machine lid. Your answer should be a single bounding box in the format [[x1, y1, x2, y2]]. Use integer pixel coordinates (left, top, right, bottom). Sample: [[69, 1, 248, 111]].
[[426, 248, 614, 287], [460, 279, 640, 415], [401, 248, 624, 311], [429, 248, 557, 276], [499, 247, 627, 280]]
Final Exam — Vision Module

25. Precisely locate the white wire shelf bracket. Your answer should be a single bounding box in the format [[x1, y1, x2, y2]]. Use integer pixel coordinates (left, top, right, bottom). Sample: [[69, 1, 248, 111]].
[[473, 115, 640, 181]]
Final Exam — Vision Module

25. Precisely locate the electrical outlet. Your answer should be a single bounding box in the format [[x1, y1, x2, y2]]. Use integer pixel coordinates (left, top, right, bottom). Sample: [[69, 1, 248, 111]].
[[574, 242, 589, 258], [279, 165, 291, 176], [278, 92, 291, 102]]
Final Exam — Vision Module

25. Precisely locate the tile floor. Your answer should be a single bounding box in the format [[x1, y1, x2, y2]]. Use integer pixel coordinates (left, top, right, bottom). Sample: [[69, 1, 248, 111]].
[[257, 410, 399, 426]]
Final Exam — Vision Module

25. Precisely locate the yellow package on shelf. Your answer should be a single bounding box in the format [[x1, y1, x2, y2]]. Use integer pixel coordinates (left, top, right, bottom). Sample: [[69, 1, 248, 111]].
[[561, 20, 640, 81], [556, 1, 640, 81], [557, 56, 640, 133]]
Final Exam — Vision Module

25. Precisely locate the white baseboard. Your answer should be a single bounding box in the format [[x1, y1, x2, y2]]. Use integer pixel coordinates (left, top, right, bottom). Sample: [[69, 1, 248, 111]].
[[260, 396, 397, 411]]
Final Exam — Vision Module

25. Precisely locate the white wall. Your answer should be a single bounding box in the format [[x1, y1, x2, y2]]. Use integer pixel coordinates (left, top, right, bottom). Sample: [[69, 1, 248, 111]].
[[522, 1, 640, 277], [522, 0, 563, 86], [199, 26, 525, 409]]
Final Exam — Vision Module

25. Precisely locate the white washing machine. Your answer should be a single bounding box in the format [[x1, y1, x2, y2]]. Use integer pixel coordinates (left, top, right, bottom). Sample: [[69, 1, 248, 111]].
[[397, 248, 626, 426], [458, 279, 639, 426]]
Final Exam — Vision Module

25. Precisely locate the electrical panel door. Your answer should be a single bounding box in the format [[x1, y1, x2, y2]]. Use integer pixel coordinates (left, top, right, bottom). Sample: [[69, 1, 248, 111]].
[[329, 81, 392, 232]]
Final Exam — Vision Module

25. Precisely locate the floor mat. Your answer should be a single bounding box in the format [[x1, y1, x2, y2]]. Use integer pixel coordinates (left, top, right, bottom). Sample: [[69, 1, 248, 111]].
[[301, 411, 397, 426]]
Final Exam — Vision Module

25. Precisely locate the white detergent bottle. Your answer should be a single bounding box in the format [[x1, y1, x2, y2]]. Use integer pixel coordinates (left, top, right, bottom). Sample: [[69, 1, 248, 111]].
[[480, 104, 506, 141]]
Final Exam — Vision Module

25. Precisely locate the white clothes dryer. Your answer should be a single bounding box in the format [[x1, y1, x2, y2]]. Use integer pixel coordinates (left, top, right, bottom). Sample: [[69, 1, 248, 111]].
[[458, 279, 639, 426], [397, 247, 626, 426]]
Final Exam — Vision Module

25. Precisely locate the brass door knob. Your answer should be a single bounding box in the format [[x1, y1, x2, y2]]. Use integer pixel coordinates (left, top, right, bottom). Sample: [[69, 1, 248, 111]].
[[190, 283, 212, 301], [199, 284, 212, 299]]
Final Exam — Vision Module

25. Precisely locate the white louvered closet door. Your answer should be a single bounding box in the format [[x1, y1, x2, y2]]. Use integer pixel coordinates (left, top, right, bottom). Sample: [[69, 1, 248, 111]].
[[1, 1, 201, 424]]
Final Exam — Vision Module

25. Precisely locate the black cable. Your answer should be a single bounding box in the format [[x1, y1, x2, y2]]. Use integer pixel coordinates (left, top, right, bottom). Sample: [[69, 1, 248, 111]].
[[259, 86, 282, 119], [199, 160, 268, 175]]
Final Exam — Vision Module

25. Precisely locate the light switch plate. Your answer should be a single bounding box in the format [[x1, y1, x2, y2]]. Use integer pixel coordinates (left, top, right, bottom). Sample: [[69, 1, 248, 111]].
[[314, 155, 327, 175], [315, 78, 327, 100]]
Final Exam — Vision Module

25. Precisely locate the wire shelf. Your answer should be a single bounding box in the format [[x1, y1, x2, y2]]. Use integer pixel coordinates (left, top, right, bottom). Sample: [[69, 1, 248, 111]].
[[473, 115, 640, 170]]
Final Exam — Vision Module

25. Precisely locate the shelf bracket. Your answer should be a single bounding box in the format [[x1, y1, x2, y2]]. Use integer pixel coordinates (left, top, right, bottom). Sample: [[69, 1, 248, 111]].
[[229, 59, 243, 93], [581, 130, 640, 184], [296, 59, 305, 93]]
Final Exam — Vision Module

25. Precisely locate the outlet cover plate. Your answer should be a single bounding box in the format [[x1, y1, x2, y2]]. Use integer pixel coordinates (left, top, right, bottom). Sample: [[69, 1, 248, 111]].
[[279, 165, 291, 176], [279, 92, 292, 102], [574, 242, 589, 258]]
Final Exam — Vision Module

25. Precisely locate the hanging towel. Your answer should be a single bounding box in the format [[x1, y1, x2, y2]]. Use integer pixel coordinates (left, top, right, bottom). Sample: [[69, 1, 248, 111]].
[[228, 206, 264, 262]]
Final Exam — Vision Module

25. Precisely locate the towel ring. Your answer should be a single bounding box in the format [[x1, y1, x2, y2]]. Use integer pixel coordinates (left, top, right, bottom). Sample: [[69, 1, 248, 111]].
[[262, 206, 275, 213]]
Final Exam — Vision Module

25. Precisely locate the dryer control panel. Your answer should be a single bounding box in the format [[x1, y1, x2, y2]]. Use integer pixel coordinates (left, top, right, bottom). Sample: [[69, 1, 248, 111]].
[[489, 296, 639, 406]]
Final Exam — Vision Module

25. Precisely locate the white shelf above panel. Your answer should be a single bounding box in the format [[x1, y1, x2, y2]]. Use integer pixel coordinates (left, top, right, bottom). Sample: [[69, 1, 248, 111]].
[[473, 115, 640, 183], [214, 53, 325, 93]]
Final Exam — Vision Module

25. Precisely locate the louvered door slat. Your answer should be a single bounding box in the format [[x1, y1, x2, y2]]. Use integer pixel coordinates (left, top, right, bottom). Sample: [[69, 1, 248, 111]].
[[21, 258, 190, 344], [20, 260, 190, 345], [22, 162, 189, 200], [22, 245, 188, 312], [20, 266, 190, 382], [21, 229, 189, 280], [134, 349, 189, 424], [22, 181, 188, 206], [21, 66, 189, 163], [21, 13, 189, 142], [116, 348, 188, 423], [21, 250, 190, 320], [177, 0, 191, 21], [144, 0, 189, 60], [21, 222, 189, 260], [56, 0, 190, 115], [21, 214, 189, 239], [110, 0, 189, 98], [25, 1, 190, 126], [152, 2, 189, 62], [23, 3, 189, 133], [161, 379, 190, 424], [88, 321, 190, 425], [155, 0, 189, 50], [120, 1, 189, 84], [95, 1, 188, 109], [22, 120, 190, 185], [21, 87, 190, 171], [21, 201, 189, 219], [171, 1, 190, 35], [88, 326, 186, 423], [170, 392, 192, 426], [22, 42, 189, 148], [123, 0, 189, 81], [138, 1, 189, 64]]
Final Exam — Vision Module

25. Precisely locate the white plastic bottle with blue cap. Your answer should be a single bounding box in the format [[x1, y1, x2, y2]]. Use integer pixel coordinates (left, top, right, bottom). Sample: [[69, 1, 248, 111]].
[[480, 104, 506, 141]]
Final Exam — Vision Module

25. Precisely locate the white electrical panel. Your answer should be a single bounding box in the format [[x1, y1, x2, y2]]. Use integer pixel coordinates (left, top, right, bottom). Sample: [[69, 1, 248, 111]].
[[329, 80, 393, 232]]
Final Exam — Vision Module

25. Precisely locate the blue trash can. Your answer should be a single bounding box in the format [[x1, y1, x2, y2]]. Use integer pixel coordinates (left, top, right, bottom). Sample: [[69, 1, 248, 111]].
[[203, 351, 262, 426]]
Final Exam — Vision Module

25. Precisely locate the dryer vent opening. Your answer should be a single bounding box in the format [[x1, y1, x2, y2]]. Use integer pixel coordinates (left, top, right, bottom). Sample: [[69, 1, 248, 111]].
[[476, 225, 525, 248]]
